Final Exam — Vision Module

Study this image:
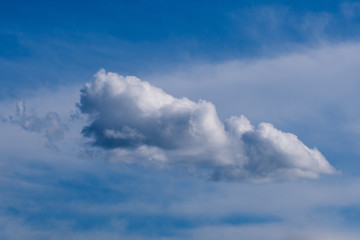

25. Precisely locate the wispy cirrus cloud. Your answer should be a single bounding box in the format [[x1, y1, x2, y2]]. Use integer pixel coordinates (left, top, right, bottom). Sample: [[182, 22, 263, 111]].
[[9, 100, 68, 148]]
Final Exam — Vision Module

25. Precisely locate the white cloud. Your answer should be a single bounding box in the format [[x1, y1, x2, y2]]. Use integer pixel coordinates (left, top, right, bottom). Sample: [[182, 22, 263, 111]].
[[78, 69, 336, 181]]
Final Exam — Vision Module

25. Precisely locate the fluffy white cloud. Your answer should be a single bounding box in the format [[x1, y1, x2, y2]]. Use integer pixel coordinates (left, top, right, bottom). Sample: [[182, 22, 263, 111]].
[[78, 69, 336, 181]]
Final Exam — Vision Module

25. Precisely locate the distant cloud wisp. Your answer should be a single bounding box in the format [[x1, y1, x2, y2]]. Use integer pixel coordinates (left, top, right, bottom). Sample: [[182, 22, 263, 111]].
[[78, 69, 337, 182], [10, 101, 68, 148]]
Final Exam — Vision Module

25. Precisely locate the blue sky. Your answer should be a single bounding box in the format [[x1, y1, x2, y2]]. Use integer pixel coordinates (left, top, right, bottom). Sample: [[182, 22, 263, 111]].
[[1, 0, 360, 239]]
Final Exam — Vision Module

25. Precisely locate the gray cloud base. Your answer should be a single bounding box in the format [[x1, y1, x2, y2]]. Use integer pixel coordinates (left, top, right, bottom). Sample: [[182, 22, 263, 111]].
[[78, 69, 336, 182]]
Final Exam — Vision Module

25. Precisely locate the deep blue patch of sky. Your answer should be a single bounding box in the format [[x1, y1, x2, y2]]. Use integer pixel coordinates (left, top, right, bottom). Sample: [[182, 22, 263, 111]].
[[2, 0, 360, 97]]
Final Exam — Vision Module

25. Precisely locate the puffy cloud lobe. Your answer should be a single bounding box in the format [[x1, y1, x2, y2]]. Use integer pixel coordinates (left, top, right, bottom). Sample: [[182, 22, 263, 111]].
[[79, 69, 336, 181], [215, 120, 335, 181], [10, 101, 67, 147]]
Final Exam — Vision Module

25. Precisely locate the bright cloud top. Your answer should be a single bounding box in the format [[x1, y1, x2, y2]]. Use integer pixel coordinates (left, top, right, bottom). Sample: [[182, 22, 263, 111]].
[[78, 69, 336, 182]]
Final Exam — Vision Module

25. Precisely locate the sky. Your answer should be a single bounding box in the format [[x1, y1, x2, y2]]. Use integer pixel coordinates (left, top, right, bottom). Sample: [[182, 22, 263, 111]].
[[1, 0, 360, 239]]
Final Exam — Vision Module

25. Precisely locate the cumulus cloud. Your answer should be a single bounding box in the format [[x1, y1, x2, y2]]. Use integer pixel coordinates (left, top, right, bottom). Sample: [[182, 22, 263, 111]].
[[9, 101, 68, 148], [78, 69, 336, 181]]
